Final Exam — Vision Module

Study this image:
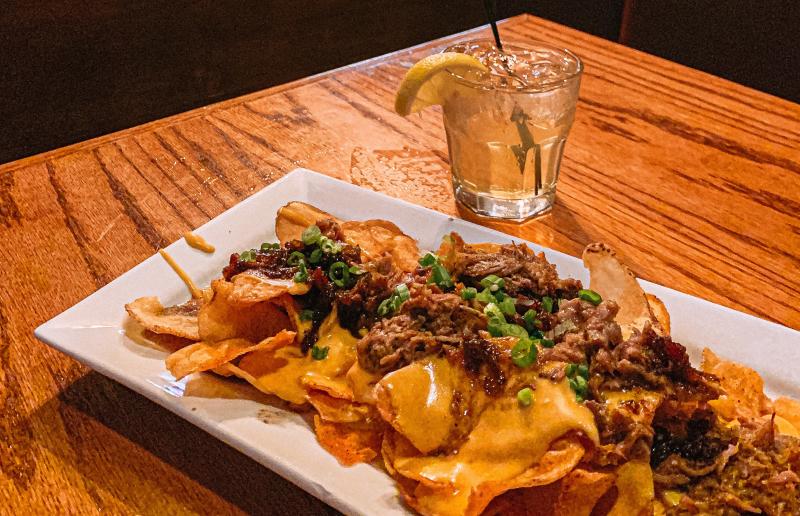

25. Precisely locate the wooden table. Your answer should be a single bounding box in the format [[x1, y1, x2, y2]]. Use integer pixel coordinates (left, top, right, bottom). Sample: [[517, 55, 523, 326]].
[[2, 14, 798, 515]]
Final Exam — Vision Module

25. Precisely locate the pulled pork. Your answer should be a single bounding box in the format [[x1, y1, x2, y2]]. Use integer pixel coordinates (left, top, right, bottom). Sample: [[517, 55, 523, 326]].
[[665, 420, 800, 515], [453, 243, 582, 298], [357, 284, 486, 375], [539, 298, 623, 364]]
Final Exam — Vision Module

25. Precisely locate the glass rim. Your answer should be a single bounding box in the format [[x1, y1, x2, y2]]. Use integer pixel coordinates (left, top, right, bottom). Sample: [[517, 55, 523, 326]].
[[442, 38, 583, 93]]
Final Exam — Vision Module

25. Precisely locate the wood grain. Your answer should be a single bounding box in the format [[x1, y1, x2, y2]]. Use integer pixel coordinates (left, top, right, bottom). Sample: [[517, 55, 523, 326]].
[[1, 14, 799, 515]]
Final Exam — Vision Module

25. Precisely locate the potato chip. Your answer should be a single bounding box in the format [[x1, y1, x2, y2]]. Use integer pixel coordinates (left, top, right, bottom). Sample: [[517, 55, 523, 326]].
[[275, 201, 338, 243], [166, 330, 295, 380], [553, 468, 616, 516], [226, 309, 359, 405], [582, 243, 661, 339], [308, 390, 371, 423], [125, 296, 201, 340], [702, 348, 773, 420], [198, 279, 291, 342], [341, 220, 420, 272], [482, 481, 563, 516], [381, 378, 597, 516], [646, 293, 671, 336], [313, 415, 383, 466], [607, 460, 654, 516], [227, 272, 309, 306], [775, 397, 800, 432], [466, 438, 586, 516]]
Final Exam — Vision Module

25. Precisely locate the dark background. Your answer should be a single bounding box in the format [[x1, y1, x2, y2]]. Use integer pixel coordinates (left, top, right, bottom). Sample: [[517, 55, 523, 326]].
[[1, 0, 798, 164]]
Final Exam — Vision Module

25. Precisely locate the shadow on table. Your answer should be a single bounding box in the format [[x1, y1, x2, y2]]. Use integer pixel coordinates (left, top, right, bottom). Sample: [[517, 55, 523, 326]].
[[29, 371, 341, 516]]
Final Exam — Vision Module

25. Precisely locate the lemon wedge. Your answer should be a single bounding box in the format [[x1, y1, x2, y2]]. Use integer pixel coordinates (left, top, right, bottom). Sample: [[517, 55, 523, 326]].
[[394, 53, 488, 116]]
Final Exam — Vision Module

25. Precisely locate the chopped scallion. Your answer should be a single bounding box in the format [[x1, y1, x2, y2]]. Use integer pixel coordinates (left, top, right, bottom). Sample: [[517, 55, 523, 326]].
[[480, 274, 505, 292], [293, 261, 308, 283], [578, 289, 602, 306], [517, 387, 534, 407], [429, 262, 454, 289], [511, 337, 538, 368], [239, 249, 257, 263], [476, 288, 496, 304], [301, 225, 322, 245], [461, 287, 477, 300], [498, 296, 517, 316], [308, 248, 323, 264], [311, 345, 329, 360], [418, 253, 438, 267], [287, 251, 306, 266], [328, 261, 350, 287]]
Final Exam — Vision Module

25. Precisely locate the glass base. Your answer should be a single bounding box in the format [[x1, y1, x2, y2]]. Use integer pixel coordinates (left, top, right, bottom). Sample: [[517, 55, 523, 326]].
[[454, 181, 554, 220]]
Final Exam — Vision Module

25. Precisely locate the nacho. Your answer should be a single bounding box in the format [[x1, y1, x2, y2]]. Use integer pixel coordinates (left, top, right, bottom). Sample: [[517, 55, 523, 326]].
[[125, 203, 800, 516], [341, 220, 420, 272], [166, 330, 295, 380], [275, 201, 338, 243], [583, 243, 661, 338], [125, 296, 201, 340], [702, 348, 773, 420], [198, 279, 291, 343]]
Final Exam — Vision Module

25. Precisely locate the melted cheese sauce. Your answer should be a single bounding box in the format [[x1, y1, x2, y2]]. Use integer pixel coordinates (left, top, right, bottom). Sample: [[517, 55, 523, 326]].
[[379, 357, 466, 453], [158, 249, 203, 299], [393, 374, 599, 514], [233, 309, 358, 405], [183, 231, 215, 253]]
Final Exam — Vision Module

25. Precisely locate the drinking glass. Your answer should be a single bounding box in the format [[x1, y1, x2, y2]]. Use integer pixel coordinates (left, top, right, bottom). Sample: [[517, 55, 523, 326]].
[[442, 39, 582, 219]]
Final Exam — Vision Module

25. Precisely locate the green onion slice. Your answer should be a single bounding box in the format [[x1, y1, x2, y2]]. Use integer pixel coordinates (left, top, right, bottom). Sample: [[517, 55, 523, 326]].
[[578, 289, 602, 305], [293, 262, 308, 283], [328, 261, 350, 287], [301, 225, 322, 245], [517, 387, 534, 407], [418, 253, 438, 267], [461, 287, 477, 300], [319, 237, 341, 255], [498, 296, 517, 316], [429, 263, 454, 289], [311, 345, 329, 360], [476, 288, 496, 305], [541, 296, 554, 313], [480, 274, 505, 292], [287, 251, 306, 266], [511, 337, 538, 368], [308, 248, 323, 264]]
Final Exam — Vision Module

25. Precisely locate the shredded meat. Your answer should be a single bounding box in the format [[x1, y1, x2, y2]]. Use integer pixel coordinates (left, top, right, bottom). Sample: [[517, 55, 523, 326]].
[[222, 247, 297, 280], [336, 255, 406, 335], [454, 243, 582, 298], [316, 218, 345, 241], [539, 298, 623, 364], [357, 284, 485, 375], [666, 424, 800, 516]]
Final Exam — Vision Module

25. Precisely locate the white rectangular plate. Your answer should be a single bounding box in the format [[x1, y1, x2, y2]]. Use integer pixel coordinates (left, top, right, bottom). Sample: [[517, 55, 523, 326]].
[[36, 168, 800, 515]]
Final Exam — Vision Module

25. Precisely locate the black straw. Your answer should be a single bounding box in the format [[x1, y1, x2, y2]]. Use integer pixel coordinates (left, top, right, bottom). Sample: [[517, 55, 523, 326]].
[[483, 0, 503, 50]]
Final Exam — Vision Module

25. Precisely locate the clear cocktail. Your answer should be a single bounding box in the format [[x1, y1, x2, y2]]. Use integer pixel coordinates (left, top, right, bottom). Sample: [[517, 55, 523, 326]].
[[441, 40, 582, 219]]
